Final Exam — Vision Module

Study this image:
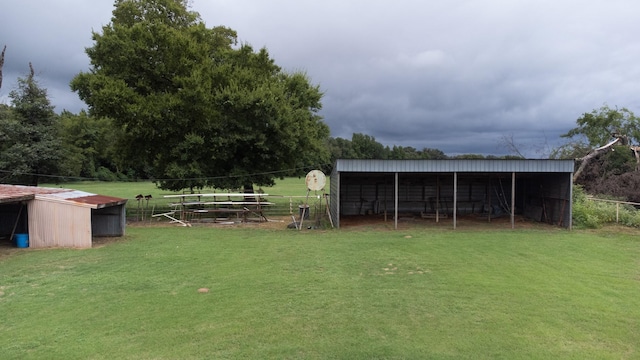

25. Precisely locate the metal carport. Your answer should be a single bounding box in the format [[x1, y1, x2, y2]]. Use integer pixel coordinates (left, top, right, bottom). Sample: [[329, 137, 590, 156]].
[[329, 159, 574, 229]]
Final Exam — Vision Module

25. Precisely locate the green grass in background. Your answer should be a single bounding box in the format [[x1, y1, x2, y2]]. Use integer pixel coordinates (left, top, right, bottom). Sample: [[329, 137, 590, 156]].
[[43, 177, 315, 198], [42, 177, 319, 213], [1, 226, 639, 359], [41, 180, 176, 200]]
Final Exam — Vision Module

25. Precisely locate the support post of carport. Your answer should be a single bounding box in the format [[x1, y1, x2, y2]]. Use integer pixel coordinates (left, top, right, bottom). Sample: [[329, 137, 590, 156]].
[[394, 172, 399, 230], [511, 172, 515, 229], [453, 172, 457, 230]]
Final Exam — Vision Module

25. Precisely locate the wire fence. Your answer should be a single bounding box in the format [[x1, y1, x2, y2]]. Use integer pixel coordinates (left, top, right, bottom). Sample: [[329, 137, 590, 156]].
[[586, 197, 640, 223]]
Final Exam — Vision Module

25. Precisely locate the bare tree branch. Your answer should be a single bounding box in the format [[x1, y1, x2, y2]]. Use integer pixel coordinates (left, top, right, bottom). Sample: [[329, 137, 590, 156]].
[[573, 137, 621, 181], [499, 133, 526, 158]]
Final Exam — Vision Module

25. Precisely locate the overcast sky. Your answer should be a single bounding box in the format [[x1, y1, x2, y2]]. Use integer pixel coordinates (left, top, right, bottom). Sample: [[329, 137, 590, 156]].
[[2, 0, 640, 157]]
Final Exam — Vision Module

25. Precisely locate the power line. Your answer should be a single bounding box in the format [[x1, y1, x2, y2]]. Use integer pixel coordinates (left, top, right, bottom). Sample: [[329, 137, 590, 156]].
[[0, 163, 332, 183]]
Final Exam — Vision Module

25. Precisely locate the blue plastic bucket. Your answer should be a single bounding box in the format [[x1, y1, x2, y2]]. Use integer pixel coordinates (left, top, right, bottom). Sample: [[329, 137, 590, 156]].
[[14, 233, 29, 248]]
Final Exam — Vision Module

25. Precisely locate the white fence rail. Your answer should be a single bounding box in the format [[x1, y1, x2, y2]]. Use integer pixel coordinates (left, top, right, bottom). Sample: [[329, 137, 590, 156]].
[[587, 197, 640, 223]]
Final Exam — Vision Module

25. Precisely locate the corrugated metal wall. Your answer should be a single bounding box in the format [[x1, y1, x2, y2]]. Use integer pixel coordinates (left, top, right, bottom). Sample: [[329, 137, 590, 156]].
[[28, 200, 92, 248], [330, 160, 574, 229], [335, 159, 575, 173], [338, 174, 512, 216], [92, 205, 126, 237], [520, 173, 572, 226]]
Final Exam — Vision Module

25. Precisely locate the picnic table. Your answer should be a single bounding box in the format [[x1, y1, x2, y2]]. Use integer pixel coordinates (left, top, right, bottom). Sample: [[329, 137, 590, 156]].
[[160, 193, 273, 224]]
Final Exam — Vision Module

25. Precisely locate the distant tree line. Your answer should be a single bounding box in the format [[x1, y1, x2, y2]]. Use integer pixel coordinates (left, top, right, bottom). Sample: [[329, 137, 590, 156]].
[[325, 133, 523, 169]]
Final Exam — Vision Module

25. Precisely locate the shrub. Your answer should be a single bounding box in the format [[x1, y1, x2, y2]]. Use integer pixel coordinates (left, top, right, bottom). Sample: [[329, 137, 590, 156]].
[[572, 185, 640, 228], [95, 166, 119, 182]]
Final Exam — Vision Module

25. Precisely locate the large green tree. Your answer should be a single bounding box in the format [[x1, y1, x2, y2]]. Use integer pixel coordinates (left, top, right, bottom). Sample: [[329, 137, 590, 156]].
[[350, 133, 387, 159], [71, 0, 329, 191], [561, 105, 640, 181], [562, 105, 640, 147], [58, 110, 126, 180], [0, 65, 61, 185]]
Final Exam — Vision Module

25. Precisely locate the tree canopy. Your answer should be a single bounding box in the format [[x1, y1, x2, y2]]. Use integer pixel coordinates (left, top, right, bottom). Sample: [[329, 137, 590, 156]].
[[560, 105, 640, 181], [71, 0, 329, 191], [0, 64, 62, 185], [562, 105, 640, 147]]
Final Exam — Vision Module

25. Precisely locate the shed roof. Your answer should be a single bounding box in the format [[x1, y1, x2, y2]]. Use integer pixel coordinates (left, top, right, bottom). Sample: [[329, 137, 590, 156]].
[[0, 184, 127, 209], [334, 159, 575, 173], [0, 185, 64, 204]]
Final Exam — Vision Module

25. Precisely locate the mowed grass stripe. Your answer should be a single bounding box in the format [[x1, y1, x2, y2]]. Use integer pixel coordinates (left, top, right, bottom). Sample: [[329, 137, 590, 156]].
[[1, 227, 639, 359]]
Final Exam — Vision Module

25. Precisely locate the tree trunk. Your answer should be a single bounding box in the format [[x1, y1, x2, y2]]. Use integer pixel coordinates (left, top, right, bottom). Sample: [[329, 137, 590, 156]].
[[243, 184, 255, 201], [573, 138, 620, 181], [631, 146, 640, 171]]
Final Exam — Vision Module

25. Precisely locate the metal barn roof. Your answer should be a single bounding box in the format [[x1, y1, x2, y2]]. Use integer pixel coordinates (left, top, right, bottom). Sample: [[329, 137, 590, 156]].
[[0, 185, 65, 204], [0, 184, 127, 209], [333, 159, 575, 173]]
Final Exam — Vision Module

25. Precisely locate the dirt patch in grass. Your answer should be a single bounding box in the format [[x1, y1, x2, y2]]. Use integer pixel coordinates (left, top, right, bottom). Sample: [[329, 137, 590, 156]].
[[92, 236, 130, 248], [0, 239, 20, 258], [127, 213, 559, 232], [338, 214, 555, 231], [128, 215, 295, 230], [0, 213, 567, 255]]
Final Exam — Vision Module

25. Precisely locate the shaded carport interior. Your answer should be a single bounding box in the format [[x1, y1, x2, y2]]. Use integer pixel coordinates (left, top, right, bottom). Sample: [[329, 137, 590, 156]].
[[0, 193, 32, 246], [330, 159, 574, 229]]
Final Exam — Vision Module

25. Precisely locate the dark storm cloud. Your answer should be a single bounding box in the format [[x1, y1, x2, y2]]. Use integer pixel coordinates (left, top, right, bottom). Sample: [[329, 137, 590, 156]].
[[0, 1, 113, 110], [3, 0, 640, 157]]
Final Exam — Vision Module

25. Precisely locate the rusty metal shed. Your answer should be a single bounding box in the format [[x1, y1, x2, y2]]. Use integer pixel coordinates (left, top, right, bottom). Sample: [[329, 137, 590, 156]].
[[329, 159, 574, 229], [0, 185, 127, 248]]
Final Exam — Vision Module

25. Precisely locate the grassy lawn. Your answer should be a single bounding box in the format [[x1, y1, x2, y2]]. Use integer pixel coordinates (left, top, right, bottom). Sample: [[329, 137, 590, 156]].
[[1, 225, 639, 359], [42, 177, 314, 200]]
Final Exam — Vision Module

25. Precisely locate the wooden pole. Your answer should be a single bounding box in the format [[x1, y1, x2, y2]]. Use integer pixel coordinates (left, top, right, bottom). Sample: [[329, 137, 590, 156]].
[[299, 189, 310, 230], [9, 203, 24, 245], [558, 199, 568, 226], [325, 193, 334, 228]]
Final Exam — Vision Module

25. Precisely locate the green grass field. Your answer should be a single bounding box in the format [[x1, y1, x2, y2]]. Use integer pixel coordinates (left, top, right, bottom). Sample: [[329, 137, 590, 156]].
[[1, 225, 639, 359], [42, 178, 318, 217], [43, 177, 314, 199]]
